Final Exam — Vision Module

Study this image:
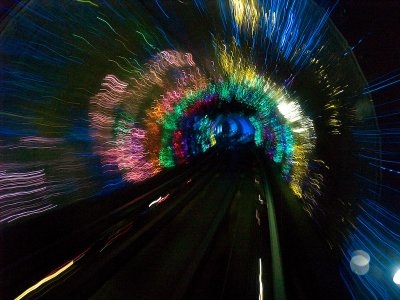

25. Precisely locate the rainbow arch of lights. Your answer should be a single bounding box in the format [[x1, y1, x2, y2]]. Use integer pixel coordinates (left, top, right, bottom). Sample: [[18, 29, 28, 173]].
[[90, 45, 318, 202]]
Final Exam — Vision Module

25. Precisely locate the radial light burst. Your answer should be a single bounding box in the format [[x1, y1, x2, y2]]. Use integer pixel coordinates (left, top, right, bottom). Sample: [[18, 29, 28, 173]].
[[1, 0, 399, 299]]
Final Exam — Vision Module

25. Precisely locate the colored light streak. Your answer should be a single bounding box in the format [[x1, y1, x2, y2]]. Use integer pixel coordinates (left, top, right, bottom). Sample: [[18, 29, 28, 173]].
[[149, 194, 170, 207], [15, 260, 74, 300], [363, 71, 400, 94], [0, 170, 58, 224], [229, 0, 260, 36]]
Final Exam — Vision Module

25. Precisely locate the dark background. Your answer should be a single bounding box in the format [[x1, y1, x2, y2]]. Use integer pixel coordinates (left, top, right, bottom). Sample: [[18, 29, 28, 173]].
[[332, 0, 400, 84], [332, 0, 400, 213]]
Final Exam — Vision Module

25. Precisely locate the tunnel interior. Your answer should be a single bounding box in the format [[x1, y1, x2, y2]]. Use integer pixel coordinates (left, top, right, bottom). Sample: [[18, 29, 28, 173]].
[[0, 0, 399, 299]]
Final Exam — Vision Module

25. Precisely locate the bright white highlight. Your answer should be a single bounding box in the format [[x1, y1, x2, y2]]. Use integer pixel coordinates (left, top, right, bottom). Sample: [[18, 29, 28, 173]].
[[350, 250, 370, 276], [277, 101, 302, 122], [259, 258, 263, 300], [393, 269, 400, 285], [148, 194, 170, 207]]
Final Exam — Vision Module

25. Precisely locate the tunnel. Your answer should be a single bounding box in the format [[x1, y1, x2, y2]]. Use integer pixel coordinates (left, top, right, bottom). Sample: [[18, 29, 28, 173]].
[[0, 0, 400, 299]]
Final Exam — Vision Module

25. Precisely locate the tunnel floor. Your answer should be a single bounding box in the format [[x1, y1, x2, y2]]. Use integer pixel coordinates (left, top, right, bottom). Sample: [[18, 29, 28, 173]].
[[2, 147, 350, 299]]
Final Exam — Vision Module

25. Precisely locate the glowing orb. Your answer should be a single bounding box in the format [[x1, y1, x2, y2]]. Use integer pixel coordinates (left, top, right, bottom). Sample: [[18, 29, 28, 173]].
[[350, 250, 370, 276], [393, 270, 400, 285]]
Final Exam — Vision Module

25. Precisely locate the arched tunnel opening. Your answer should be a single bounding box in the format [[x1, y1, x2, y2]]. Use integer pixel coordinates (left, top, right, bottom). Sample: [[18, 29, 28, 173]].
[[0, 1, 399, 299]]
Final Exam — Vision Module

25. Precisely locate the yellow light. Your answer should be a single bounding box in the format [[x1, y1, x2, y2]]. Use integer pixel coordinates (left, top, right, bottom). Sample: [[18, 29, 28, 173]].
[[230, 0, 260, 35], [15, 260, 74, 300], [76, 0, 99, 7], [210, 132, 217, 146]]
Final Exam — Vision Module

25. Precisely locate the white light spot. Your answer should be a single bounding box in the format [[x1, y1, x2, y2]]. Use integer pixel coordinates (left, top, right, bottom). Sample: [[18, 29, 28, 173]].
[[350, 250, 370, 276], [259, 258, 263, 300], [393, 269, 400, 285], [277, 101, 302, 122]]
